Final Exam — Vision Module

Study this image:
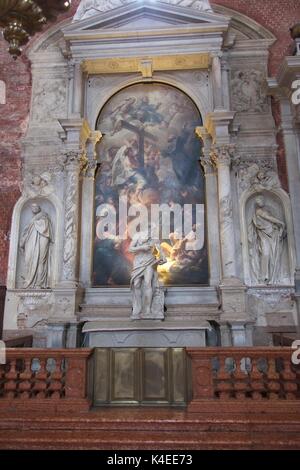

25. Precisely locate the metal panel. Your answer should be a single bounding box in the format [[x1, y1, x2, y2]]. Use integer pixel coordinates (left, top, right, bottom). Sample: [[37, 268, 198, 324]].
[[91, 347, 190, 407], [141, 348, 169, 403], [110, 348, 138, 403], [93, 348, 109, 404]]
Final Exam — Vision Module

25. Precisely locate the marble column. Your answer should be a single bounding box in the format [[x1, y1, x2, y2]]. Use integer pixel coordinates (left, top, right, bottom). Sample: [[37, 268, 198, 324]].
[[73, 62, 83, 117], [268, 52, 300, 333], [212, 146, 248, 334], [280, 97, 300, 332], [220, 55, 230, 110], [211, 144, 237, 280], [211, 53, 224, 111], [201, 112, 249, 342], [80, 131, 102, 286], [51, 149, 85, 347], [196, 127, 221, 286], [67, 60, 74, 117], [61, 150, 82, 287]]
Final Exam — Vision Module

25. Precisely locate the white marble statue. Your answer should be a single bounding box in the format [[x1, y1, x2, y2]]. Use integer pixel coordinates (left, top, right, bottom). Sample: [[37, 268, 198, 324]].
[[129, 229, 166, 319], [248, 195, 286, 285], [73, 0, 212, 21], [20, 203, 54, 289]]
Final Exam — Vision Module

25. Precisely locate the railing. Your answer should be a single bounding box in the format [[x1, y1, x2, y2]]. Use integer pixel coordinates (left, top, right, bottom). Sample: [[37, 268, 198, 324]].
[[5, 336, 33, 348], [1, 347, 300, 414], [0, 348, 92, 412], [187, 348, 300, 412]]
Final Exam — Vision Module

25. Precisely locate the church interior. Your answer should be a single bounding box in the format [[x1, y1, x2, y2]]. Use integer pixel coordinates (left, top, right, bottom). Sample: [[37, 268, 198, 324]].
[[0, 0, 300, 451]]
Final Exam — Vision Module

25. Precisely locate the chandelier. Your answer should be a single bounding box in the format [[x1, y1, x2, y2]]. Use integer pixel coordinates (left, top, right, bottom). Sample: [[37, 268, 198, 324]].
[[0, 0, 72, 59]]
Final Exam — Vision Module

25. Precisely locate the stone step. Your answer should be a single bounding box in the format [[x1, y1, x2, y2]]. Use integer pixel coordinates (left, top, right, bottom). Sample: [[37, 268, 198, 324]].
[[0, 428, 300, 450], [0, 408, 300, 449]]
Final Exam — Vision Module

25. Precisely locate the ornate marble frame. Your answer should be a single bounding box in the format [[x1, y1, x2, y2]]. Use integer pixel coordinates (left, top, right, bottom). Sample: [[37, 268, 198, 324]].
[[5, 0, 297, 346], [80, 71, 217, 288]]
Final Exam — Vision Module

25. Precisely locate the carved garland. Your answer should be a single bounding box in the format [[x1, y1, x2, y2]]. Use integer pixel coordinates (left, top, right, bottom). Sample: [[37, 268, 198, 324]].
[[62, 151, 83, 282]]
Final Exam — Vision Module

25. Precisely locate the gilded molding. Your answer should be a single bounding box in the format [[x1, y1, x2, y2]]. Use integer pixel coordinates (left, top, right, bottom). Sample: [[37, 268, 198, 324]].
[[82, 53, 210, 75]]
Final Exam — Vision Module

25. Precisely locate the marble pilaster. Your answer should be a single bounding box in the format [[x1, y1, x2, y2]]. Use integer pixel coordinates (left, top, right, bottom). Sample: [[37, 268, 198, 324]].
[[204, 113, 248, 335], [196, 127, 221, 286], [210, 144, 237, 280], [268, 52, 300, 331], [73, 62, 83, 118], [80, 130, 102, 286], [211, 53, 224, 111], [61, 150, 82, 287]]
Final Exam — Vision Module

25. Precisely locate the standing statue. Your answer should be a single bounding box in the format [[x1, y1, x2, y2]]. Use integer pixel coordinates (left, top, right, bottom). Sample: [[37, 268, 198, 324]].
[[248, 195, 286, 284], [129, 229, 166, 319], [73, 0, 135, 20], [20, 203, 54, 288]]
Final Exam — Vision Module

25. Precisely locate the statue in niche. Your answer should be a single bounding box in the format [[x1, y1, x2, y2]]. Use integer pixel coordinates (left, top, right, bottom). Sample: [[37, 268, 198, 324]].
[[129, 228, 166, 320], [20, 203, 54, 289], [248, 195, 286, 285]]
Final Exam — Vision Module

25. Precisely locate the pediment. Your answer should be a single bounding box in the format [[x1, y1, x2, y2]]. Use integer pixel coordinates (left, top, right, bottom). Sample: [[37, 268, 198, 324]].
[[63, 1, 230, 37]]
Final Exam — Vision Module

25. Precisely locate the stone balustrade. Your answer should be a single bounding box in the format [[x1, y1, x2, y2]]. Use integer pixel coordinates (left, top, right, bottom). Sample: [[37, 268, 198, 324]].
[[0, 347, 299, 414], [187, 347, 300, 412], [0, 348, 92, 412]]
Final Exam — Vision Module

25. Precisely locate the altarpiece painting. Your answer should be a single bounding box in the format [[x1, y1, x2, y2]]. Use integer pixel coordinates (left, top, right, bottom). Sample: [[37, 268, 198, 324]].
[[93, 83, 208, 286]]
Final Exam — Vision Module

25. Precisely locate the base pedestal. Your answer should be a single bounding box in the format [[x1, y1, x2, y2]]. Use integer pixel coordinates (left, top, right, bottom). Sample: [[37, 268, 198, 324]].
[[82, 320, 210, 347]]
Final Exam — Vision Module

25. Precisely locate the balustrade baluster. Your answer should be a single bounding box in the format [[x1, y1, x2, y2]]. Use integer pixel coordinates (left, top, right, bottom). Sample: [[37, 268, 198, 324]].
[[250, 358, 265, 400], [233, 356, 249, 400], [267, 357, 281, 399], [48, 357, 64, 399], [18, 358, 33, 399], [282, 358, 298, 400], [216, 356, 233, 399], [4, 359, 17, 399], [33, 358, 47, 398]]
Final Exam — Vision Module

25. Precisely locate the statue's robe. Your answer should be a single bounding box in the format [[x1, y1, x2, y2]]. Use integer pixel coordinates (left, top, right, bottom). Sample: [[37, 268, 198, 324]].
[[20, 211, 53, 288]]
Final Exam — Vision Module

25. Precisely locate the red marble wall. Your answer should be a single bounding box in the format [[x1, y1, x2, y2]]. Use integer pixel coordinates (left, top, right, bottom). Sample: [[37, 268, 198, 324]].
[[0, 0, 298, 285]]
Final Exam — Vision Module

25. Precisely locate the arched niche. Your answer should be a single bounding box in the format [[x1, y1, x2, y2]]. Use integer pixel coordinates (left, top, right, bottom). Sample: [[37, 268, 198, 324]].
[[92, 81, 209, 286], [240, 188, 296, 286], [7, 195, 63, 289]]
